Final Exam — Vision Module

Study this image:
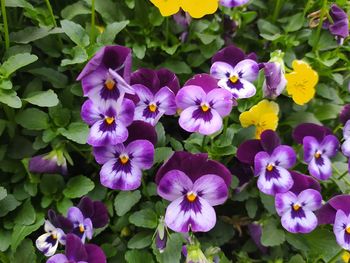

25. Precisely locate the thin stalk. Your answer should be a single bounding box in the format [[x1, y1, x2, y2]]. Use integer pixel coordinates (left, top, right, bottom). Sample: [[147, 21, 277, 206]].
[[44, 0, 57, 27], [90, 0, 96, 43], [327, 249, 343, 263], [1, 0, 9, 50], [312, 0, 328, 52], [272, 0, 283, 22]]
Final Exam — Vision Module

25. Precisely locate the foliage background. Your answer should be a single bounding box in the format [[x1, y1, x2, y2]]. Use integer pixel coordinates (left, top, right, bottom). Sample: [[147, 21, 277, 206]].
[[0, 0, 349, 262]]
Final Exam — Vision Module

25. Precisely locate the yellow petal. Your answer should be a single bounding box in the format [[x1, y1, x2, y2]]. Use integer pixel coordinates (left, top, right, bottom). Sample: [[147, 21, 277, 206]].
[[342, 251, 350, 263], [255, 113, 279, 138], [239, 111, 254, 127], [150, 0, 181, 16], [180, 0, 218, 18]]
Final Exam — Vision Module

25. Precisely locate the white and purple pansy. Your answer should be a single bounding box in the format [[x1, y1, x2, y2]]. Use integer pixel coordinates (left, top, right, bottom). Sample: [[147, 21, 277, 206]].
[[133, 84, 176, 126], [333, 210, 350, 250], [219, 0, 250, 7], [210, 59, 259, 99], [341, 120, 350, 157], [94, 140, 154, 191], [67, 207, 93, 243], [262, 61, 286, 99], [303, 135, 339, 180], [157, 170, 228, 233], [275, 189, 322, 233], [254, 145, 296, 195], [36, 220, 66, 257], [81, 99, 134, 147], [175, 85, 233, 135]]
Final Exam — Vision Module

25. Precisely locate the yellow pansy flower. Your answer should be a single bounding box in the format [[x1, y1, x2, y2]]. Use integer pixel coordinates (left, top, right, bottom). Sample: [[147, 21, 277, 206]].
[[342, 251, 350, 263], [149, 0, 218, 18], [239, 100, 280, 139], [285, 60, 319, 106]]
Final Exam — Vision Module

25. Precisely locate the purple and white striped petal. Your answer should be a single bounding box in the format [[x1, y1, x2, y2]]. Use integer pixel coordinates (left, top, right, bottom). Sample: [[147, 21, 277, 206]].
[[88, 120, 128, 147], [303, 136, 319, 163], [218, 78, 256, 99], [118, 98, 135, 126], [219, 0, 250, 7], [176, 85, 206, 109], [192, 174, 228, 206], [270, 145, 296, 169], [342, 121, 350, 157], [257, 166, 293, 195], [281, 208, 318, 233], [126, 140, 154, 169], [298, 189, 323, 211], [81, 100, 101, 125], [344, 120, 350, 140], [93, 145, 121, 165], [334, 210, 350, 250], [262, 62, 286, 99], [158, 170, 193, 201], [320, 135, 339, 158], [232, 59, 259, 82], [275, 191, 297, 216], [206, 88, 233, 117], [154, 87, 176, 115], [210, 62, 234, 80], [308, 155, 332, 180]]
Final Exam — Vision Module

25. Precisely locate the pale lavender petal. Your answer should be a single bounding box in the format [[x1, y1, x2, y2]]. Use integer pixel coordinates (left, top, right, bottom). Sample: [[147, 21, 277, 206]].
[[257, 166, 293, 195], [320, 135, 339, 157], [308, 155, 332, 180], [126, 140, 154, 169], [218, 78, 256, 99], [219, 0, 249, 7], [67, 207, 84, 224], [342, 139, 350, 157], [87, 120, 128, 147], [344, 120, 350, 139], [118, 98, 135, 126], [192, 174, 228, 206], [210, 61, 234, 80], [133, 84, 153, 103], [281, 209, 318, 233], [232, 59, 259, 82], [47, 254, 68, 263], [100, 158, 142, 191], [176, 85, 206, 110], [134, 104, 160, 126], [206, 88, 233, 117], [108, 69, 135, 94], [164, 197, 191, 232], [93, 145, 123, 165], [298, 189, 322, 211], [83, 218, 93, 240], [334, 210, 350, 250], [270, 145, 296, 169], [158, 170, 193, 201], [81, 68, 106, 97], [154, 87, 176, 115], [275, 191, 296, 216], [254, 151, 270, 176], [189, 197, 217, 232], [262, 62, 286, 99], [81, 100, 101, 125], [303, 136, 319, 163]]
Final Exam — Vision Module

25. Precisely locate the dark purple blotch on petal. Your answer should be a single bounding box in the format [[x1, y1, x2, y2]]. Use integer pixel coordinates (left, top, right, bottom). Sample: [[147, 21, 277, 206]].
[[340, 104, 350, 125], [77, 197, 109, 228], [48, 209, 73, 234], [293, 123, 332, 144], [236, 139, 263, 165], [29, 154, 67, 175], [260, 130, 281, 154], [289, 171, 321, 195], [211, 45, 257, 69], [317, 195, 350, 225], [125, 121, 158, 146], [229, 157, 254, 191], [184, 74, 219, 94]]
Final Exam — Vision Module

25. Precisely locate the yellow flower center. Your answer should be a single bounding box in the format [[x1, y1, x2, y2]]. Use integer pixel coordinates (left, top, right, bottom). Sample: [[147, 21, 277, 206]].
[[293, 204, 301, 211], [105, 78, 115, 90], [266, 164, 274, 171], [186, 192, 197, 202], [51, 233, 57, 240], [201, 103, 210, 112], [148, 103, 157, 112], [119, 154, 129, 165], [314, 152, 321, 159], [105, 117, 115, 125], [229, 75, 239, 83], [79, 224, 85, 233], [346, 227, 350, 235]]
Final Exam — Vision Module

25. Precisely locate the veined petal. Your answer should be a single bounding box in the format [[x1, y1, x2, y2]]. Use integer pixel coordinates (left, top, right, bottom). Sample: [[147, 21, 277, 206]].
[[344, 120, 350, 139], [254, 151, 270, 176], [281, 209, 318, 233], [87, 120, 128, 147], [150, 0, 180, 16], [303, 136, 319, 163], [232, 59, 259, 82], [126, 140, 154, 169], [154, 87, 177, 115], [93, 145, 123, 165], [158, 170, 193, 201], [210, 61, 234, 80], [206, 88, 233, 117], [164, 196, 191, 232], [36, 233, 59, 257], [270, 145, 296, 169], [189, 197, 217, 232], [192, 174, 228, 206], [118, 98, 135, 126], [218, 78, 256, 99], [257, 166, 293, 195], [133, 84, 154, 103], [342, 138, 350, 157], [176, 85, 206, 109], [81, 100, 101, 125], [298, 189, 322, 211], [275, 191, 296, 216], [108, 69, 135, 94], [100, 159, 142, 191], [47, 254, 68, 263], [67, 207, 84, 224], [334, 210, 350, 250], [308, 155, 332, 180], [219, 0, 249, 7], [81, 67, 106, 97], [320, 135, 339, 157]]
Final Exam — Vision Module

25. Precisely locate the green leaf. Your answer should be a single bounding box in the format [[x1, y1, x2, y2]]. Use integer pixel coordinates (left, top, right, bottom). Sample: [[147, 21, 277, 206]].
[[159, 60, 192, 74], [196, 33, 216, 45], [282, 13, 305, 32], [14, 200, 36, 225], [152, 233, 184, 263], [114, 190, 141, 216], [23, 89, 59, 107], [61, 2, 91, 20], [60, 20, 90, 47], [40, 174, 65, 195], [245, 199, 258, 218], [288, 255, 306, 263], [259, 192, 276, 214], [16, 108, 49, 130], [28, 68, 68, 89], [127, 232, 153, 249], [0, 79, 13, 89], [58, 122, 89, 144], [57, 197, 73, 215], [0, 53, 38, 77], [10, 27, 61, 44], [0, 195, 21, 217], [285, 112, 321, 127], [154, 147, 173, 164], [63, 175, 95, 198], [97, 21, 129, 45], [129, 208, 158, 229], [0, 89, 22, 108], [0, 187, 7, 201], [61, 46, 88, 66], [12, 239, 36, 263], [133, 43, 146, 59], [261, 219, 285, 247], [125, 250, 154, 263], [314, 104, 343, 121], [0, 229, 11, 252]]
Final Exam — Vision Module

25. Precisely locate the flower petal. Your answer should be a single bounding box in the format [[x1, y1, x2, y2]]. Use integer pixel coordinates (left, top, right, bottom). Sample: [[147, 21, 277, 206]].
[[67, 207, 84, 224], [334, 210, 350, 250], [183, 74, 219, 93], [293, 123, 332, 144], [180, 0, 218, 19], [320, 135, 339, 157], [155, 87, 176, 115], [126, 140, 154, 169], [210, 61, 234, 80], [237, 139, 263, 165], [85, 244, 107, 263], [87, 120, 128, 147], [192, 174, 228, 206], [93, 145, 122, 165], [176, 85, 206, 109], [303, 136, 319, 163], [47, 254, 68, 263], [36, 233, 59, 257], [260, 130, 281, 154], [270, 145, 296, 169], [342, 138, 350, 157], [308, 155, 332, 180], [219, 0, 249, 7], [133, 84, 154, 103], [232, 59, 259, 82], [297, 189, 322, 211], [275, 191, 296, 216], [118, 98, 135, 126], [81, 99, 101, 125], [281, 209, 318, 233], [218, 78, 256, 99], [158, 170, 193, 201], [65, 234, 88, 261], [206, 88, 233, 117], [289, 171, 321, 195], [254, 151, 270, 176], [150, 0, 180, 16], [257, 166, 293, 195]]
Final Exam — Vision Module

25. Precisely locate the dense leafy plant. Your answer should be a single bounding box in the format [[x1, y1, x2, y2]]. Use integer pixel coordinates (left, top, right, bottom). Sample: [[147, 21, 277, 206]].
[[0, 0, 349, 262]]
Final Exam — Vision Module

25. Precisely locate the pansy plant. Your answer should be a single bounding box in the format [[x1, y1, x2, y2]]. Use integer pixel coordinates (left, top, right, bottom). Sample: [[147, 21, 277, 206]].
[[36, 220, 66, 257]]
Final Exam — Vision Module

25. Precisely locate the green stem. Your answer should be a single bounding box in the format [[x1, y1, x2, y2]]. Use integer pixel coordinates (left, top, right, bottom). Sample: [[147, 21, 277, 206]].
[[90, 0, 96, 43], [272, 0, 283, 22], [44, 0, 57, 27], [303, 0, 313, 16], [312, 0, 328, 52], [327, 249, 343, 263], [1, 0, 9, 50], [201, 136, 207, 152]]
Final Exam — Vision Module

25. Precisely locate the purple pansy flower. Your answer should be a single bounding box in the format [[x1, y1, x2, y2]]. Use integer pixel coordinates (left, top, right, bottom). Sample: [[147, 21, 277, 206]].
[[262, 62, 286, 99], [275, 189, 322, 233], [124, 120, 158, 146], [29, 151, 67, 175], [317, 195, 350, 225], [176, 84, 233, 135], [254, 144, 296, 195], [36, 220, 66, 257], [81, 99, 134, 146], [77, 46, 134, 105], [342, 120, 350, 157], [334, 210, 350, 250], [339, 104, 350, 125], [210, 59, 259, 99], [220, 0, 249, 8], [248, 223, 267, 253], [289, 171, 321, 195], [158, 171, 228, 232], [303, 135, 339, 180], [47, 234, 106, 263], [155, 217, 167, 253], [67, 207, 93, 243], [76, 197, 109, 229], [324, 4, 349, 45], [292, 123, 332, 144], [173, 11, 191, 42], [211, 45, 257, 67]]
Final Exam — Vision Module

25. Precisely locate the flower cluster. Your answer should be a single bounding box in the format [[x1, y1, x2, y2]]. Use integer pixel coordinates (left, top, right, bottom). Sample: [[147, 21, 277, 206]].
[[35, 197, 108, 262]]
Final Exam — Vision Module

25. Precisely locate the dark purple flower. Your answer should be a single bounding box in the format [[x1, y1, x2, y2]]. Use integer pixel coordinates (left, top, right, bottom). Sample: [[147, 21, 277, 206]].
[[211, 45, 257, 69], [29, 151, 67, 175], [183, 74, 220, 93], [77, 197, 109, 229], [289, 171, 321, 195], [176, 85, 233, 135], [292, 123, 332, 144], [303, 135, 339, 180], [262, 62, 286, 99], [325, 4, 349, 44], [340, 104, 350, 125], [229, 157, 254, 191], [124, 121, 158, 146], [81, 99, 134, 146], [158, 171, 228, 232], [333, 210, 350, 250], [254, 145, 296, 195], [220, 0, 249, 8], [47, 234, 106, 263], [155, 151, 232, 187], [248, 223, 267, 253], [67, 207, 93, 243], [77, 46, 134, 105], [275, 189, 322, 233], [236, 129, 281, 165], [36, 220, 66, 257], [317, 195, 350, 225]]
